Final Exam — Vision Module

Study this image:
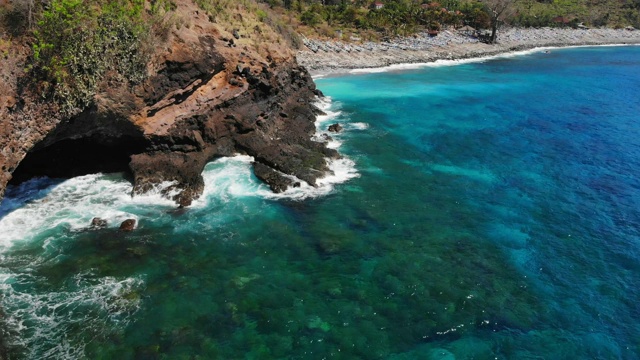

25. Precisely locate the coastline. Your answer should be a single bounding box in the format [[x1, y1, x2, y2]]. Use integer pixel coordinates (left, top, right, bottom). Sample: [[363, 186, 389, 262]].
[[296, 27, 640, 77]]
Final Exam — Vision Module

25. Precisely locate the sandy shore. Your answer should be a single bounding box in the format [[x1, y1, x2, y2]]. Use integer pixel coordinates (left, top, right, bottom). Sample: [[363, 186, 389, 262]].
[[296, 28, 640, 76]]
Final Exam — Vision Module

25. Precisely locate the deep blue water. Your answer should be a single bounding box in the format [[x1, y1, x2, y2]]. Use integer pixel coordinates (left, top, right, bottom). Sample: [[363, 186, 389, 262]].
[[1, 46, 640, 359]]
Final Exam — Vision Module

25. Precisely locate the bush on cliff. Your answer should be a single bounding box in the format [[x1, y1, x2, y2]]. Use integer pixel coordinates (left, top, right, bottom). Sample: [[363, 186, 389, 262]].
[[25, 0, 154, 114]]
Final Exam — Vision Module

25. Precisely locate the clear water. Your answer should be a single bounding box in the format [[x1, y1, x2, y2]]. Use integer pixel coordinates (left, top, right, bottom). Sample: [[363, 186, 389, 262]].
[[1, 46, 640, 359]]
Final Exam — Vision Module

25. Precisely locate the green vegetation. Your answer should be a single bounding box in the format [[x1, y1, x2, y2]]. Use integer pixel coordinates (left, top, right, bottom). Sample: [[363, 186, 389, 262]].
[[194, 0, 231, 20], [29, 0, 149, 113], [514, 0, 640, 28], [257, 0, 639, 41], [1, 0, 179, 115], [194, 0, 303, 49]]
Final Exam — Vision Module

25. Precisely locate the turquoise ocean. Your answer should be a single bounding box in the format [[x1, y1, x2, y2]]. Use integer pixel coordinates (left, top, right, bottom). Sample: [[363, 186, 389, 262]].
[[1, 45, 640, 359]]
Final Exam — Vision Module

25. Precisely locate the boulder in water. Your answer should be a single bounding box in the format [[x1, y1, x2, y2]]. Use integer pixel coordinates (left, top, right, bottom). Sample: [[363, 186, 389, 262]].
[[328, 123, 343, 133], [119, 219, 137, 232], [90, 217, 108, 229], [321, 133, 333, 142]]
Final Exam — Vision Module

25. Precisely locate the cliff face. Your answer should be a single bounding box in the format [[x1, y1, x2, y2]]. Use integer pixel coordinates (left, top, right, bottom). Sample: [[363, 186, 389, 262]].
[[0, 1, 336, 206]]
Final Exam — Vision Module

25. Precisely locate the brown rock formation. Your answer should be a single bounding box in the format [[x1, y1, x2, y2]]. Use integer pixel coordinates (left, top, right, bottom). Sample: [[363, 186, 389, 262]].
[[119, 219, 137, 232], [0, 1, 337, 206]]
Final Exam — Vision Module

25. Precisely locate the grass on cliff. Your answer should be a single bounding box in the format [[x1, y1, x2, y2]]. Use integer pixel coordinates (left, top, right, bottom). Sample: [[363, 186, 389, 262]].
[[29, 0, 150, 113], [1, 0, 180, 115], [194, 0, 302, 51], [0, 0, 302, 115]]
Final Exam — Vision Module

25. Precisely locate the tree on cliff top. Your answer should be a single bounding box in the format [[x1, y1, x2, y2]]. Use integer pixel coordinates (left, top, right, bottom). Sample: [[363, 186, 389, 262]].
[[482, 0, 516, 44]]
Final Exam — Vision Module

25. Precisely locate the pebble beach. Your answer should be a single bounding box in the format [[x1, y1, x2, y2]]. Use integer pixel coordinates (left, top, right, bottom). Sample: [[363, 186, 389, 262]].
[[297, 27, 640, 76]]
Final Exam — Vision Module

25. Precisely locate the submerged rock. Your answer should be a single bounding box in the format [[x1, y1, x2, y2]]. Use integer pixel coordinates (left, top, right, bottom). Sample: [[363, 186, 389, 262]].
[[307, 316, 331, 332], [126, 246, 148, 258]]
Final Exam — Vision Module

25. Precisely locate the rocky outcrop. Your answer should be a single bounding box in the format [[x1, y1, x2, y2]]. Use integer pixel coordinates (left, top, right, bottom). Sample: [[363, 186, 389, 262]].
[[119, 219, 137, 232], [90, 217, 108, 229], [0, 1, 337, 206], [328, 123, 343, 133]]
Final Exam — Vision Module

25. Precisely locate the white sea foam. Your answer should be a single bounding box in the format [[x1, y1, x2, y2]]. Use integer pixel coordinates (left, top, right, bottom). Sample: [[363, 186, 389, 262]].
[[303, 96, 361, 196], [314, 97, 343, 129], [326, 140, 343, 149], [192, 155, 262, 208], [0, 173, 178, 249], [0, 174, 151, 357], [195, 154, 359, 203], [314, 95, 333, 111], [129, 180, 184, 206], [348, 57, 499, 74], [350, 122, 370, 130], [312, 99, 345, 149], [320, 157, 360, 187], [347, 44, 639, 75], [0, 270, 143, 358], [349, 44, 627, 74], [258, 157, 359, 201]]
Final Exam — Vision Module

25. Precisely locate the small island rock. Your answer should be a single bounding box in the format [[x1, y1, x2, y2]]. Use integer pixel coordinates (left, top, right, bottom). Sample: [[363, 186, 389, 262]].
[[328, 123, 343, 133], [119, 219, 137, 232]]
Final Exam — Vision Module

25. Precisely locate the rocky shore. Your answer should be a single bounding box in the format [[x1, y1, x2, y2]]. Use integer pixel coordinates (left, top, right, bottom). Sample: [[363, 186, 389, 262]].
[[297, 28, 640, 76]]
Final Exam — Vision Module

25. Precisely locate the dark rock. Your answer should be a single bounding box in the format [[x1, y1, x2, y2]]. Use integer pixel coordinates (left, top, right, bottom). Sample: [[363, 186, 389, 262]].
[[90, 217, 108, 229], [321, 133, 333, 142], [321, 146, 341, 159], [129, 150, 211, 208], [232, 29, 240, 39], [119, 219, 137, 231], [253, 162, 295, 193], [328, 123, 343, 133]]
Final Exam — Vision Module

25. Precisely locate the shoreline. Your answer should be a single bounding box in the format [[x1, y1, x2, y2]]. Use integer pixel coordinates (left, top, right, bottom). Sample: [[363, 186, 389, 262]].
[[296, 28, 640, 77]]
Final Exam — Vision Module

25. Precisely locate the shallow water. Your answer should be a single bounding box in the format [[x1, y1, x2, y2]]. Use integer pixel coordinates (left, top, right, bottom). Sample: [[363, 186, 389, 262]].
[[1, 46, 640, 359]]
